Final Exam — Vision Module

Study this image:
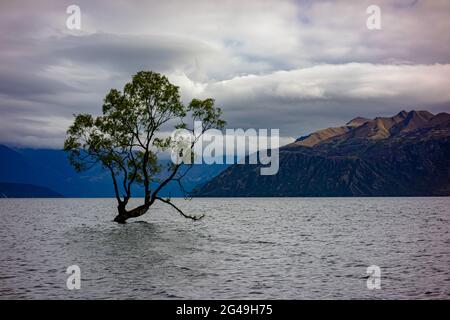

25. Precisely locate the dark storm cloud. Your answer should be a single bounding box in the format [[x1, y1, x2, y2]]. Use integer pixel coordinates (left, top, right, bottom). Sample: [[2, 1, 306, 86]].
[[0, 0, 449, 147], [0, 32, 219, 147], [0, 69, 76, 97], [48, 33, 215, 74]]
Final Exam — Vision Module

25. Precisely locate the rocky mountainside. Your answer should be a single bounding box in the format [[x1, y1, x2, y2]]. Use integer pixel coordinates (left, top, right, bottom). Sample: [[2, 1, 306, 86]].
[[194, 110, 450, 197]]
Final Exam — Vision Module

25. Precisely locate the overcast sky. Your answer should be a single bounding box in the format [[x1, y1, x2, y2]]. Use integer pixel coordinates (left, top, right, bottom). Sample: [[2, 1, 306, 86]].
[[1, 0, 449, 148]]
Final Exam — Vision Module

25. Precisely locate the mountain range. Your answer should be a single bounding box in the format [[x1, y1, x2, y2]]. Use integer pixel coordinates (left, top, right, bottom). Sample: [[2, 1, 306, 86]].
[[0, 145, 227, 198], [1, 110, 449, 198], [0, 182, 63, 198], [194, 110, 450, 197]]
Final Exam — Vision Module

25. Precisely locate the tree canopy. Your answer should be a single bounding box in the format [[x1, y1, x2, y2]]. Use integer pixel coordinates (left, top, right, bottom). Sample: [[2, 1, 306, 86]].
[[64, 71, 225, 223]]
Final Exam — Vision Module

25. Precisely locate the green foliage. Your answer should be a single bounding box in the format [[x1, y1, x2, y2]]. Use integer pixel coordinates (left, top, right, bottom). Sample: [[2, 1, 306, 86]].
[[188, 98, 226, 130], [64, 71, 225, 203]]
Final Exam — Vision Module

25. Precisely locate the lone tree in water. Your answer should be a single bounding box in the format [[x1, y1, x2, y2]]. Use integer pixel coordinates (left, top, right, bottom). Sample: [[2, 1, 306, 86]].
[[64, 71, 225, 223]]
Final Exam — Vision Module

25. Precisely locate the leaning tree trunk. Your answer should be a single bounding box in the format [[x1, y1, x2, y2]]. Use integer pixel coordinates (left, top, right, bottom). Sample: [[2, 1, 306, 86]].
[[114, 202, 151, 224]]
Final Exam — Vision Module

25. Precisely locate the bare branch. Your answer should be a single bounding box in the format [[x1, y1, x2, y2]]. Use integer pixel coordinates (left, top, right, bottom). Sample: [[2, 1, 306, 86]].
[[156, 197, 204, 221], [106, 164, 123, 204]]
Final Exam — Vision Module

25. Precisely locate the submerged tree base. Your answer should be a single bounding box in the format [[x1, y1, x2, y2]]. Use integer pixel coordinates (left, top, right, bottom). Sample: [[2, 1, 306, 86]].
[[113, 199, 205, 224], [114, 203, 150, 224], [114, 215, 129, 224]]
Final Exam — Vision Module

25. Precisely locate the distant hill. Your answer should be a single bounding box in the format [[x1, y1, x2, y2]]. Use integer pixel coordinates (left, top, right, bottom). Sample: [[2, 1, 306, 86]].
[[0, 145, 228, 197], [0, 182, 62, 198], [289, 110, 435, 147], [194, 110, 450, 197]]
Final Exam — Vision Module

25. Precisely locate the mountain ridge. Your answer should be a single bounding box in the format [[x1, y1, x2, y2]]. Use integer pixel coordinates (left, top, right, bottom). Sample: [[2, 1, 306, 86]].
[[289, 110, 440, 148], [194, 110, 450, 197], [0, 182, 63, 198], [0, 145, 227, 197]]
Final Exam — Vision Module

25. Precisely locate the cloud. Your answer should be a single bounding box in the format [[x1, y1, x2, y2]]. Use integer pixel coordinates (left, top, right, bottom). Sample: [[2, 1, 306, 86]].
[[0, 0, 449, 148], [171, 63, 450, 136]]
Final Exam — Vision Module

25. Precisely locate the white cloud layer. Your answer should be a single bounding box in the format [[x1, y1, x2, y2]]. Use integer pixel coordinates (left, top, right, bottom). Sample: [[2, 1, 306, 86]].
[[0, 0, 449, 147]]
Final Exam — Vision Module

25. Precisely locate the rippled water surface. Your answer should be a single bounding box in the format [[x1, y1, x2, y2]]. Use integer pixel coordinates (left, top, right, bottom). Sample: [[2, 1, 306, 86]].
[[0, 197, 449, 299]]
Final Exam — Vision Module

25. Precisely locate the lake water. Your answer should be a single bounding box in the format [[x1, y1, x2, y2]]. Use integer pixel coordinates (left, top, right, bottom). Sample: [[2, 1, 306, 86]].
[[0, 197, 449, 299]]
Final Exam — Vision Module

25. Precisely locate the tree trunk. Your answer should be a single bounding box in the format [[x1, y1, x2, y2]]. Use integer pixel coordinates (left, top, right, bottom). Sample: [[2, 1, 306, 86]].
[[114, 202, 150, 224]]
